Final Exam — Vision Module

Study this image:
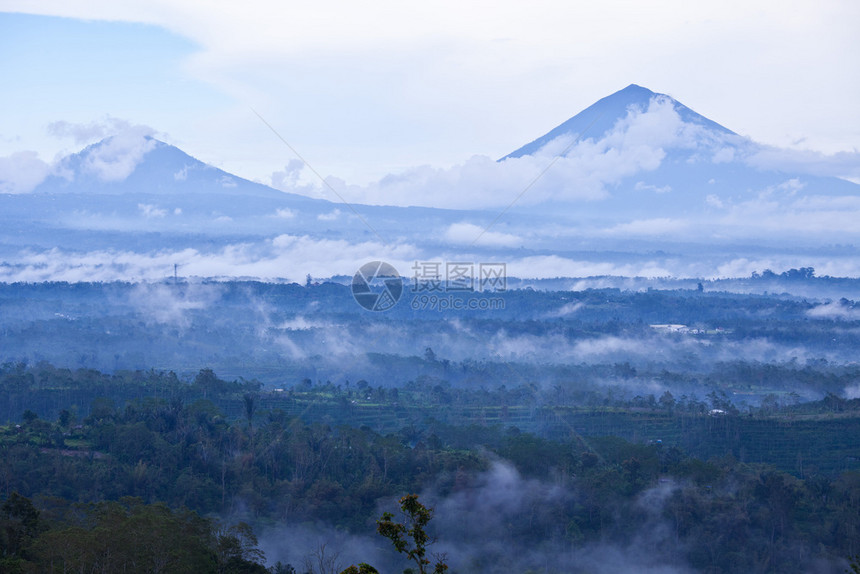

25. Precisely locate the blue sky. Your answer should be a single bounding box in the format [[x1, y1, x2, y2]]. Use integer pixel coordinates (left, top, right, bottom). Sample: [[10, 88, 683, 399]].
[[0, 13, 230, 158], [1, 1, 859, 190]]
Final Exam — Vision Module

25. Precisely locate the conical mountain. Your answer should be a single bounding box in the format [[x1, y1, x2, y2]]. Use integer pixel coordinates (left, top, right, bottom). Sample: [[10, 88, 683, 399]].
[[34, 135, 317, 203], [501, 84, 736, 160], [497, 84, 857, 224]]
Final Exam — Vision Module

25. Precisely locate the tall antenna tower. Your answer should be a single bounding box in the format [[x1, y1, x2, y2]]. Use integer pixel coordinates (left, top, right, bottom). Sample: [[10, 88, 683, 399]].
[[174, 263, 178, 285]]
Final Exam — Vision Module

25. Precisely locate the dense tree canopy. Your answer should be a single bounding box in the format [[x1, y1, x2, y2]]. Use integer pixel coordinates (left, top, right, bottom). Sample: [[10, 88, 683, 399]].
[[1, 364, 859, 572]]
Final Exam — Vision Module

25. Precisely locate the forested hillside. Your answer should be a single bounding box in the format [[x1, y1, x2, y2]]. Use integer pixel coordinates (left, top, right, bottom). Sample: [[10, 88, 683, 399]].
[[2, 365, 859, 573]]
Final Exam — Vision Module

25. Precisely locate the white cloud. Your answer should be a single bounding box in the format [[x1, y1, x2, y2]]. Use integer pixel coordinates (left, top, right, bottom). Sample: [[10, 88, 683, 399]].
[[218, 175, 237, 188], [138, 203, 167, 218], [713, 258, 767, 279], [634, 181, 672, 194], [711, 147, 735, 163], [328, 96, 716, 209], [2, 0, 858, 190], [745, 146, 860, 180], [710, 256, 860, 281], [129, 283, 222, 329], [47, 117, 135, 145], [572, 336, 654, 359], [0, 151, 51, 193], [270, 159, 305, 190], [807, 301, 860, 321], [3, 231, 860, 286], [444, 222, 521, 247], [273, 208, 296, 219], [715, 186, 860, 237], [317, 209, 341, 221], [547, 301, 584, 318], [0, 234, 420, 283], [770, 178, 805, 196], [604, 218, 689, 236], [1, 118, 160, 190], [705, 194, 724, 208], [78, 124, 157, 182]]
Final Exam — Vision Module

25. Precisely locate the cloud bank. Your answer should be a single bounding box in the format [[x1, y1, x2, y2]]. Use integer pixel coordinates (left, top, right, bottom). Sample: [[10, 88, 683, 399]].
[[0, 119, 158, 193], [0, 151, 51, 194], [326, 97, 715, 209]]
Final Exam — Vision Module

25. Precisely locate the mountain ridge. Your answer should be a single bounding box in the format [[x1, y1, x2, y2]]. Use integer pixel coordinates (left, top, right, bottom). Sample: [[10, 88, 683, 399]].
[[34, 136, 325, 204], [2, 84, 859, 282]]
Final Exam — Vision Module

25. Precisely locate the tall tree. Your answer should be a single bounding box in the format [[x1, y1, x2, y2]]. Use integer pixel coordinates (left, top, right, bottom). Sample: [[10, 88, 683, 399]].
[[243, 393, 257, 433], [376, 494, 447, 574], [339, 495, 447, 574]]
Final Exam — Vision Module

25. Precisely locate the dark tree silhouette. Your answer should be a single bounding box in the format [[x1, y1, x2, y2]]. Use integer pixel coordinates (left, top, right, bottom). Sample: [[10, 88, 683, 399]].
[[339, 564, 379, 574], [242, 393, 257, 432], [339, 494, 447, 574], [376, 494, 447, 574]]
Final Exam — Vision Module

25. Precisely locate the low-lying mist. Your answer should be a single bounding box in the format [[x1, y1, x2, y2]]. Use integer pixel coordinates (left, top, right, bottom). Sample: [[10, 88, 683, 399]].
[[1, 280, 858, 406]]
